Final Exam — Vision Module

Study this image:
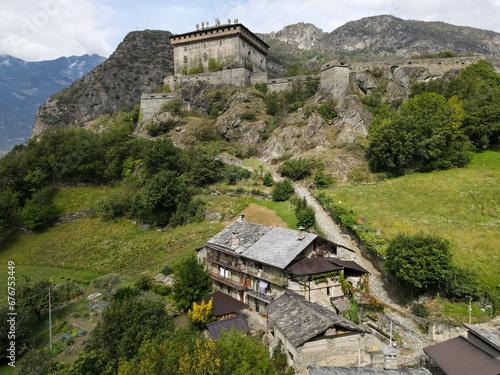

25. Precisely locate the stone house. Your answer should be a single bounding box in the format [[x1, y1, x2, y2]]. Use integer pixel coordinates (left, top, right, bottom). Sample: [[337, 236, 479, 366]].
[[265, 291, 370, 373], [195, 215, 363, 314]]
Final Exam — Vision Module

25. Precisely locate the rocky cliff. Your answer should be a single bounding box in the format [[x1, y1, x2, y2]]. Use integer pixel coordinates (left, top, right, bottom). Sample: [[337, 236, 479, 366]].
[[319, 15, 500, 59], [33, 16, 500, 138], [33, 30, 173, 137], [266, 23, 325, 50]]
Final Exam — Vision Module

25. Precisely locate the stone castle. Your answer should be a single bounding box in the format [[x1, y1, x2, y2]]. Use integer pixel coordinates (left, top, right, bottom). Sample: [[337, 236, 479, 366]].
[[140, 20, 483, 121]]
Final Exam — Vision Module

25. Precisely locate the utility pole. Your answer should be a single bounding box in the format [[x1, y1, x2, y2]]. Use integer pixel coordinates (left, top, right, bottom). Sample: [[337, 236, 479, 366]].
[[49, 287, 52, 351]]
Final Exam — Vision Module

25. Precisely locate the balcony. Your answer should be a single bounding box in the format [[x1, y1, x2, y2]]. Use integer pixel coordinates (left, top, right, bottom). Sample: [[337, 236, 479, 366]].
[[246, 269, 287, 287], [207, 253, 246, 272], [209, 272, 245, 291], [247, 289, 275, 303]]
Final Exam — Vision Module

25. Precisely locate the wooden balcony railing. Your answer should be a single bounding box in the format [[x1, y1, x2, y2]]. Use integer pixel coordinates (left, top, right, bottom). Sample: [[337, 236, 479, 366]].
[[209, 272, 245, 291]]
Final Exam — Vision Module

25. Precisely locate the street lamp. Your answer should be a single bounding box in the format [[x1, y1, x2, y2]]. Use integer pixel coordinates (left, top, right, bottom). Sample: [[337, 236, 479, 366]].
[[350, 336, 361, 367]]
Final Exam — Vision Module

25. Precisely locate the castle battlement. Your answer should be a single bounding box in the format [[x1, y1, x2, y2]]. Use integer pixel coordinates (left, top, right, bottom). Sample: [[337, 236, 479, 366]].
[[170, 19, 269, 79]]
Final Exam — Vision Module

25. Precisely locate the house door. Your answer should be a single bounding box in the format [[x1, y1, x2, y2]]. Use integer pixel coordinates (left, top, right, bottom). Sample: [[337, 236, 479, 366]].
[[239, 291, 244, 302]]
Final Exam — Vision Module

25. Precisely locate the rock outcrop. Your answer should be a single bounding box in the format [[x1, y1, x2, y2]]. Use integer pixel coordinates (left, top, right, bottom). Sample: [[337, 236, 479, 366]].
[[33, 30, 174, 137]]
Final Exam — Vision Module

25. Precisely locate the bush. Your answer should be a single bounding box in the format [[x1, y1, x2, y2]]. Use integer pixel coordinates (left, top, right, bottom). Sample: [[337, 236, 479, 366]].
[[412, 303, 429, 319], [263, 172, 273, 186], [272, 179, 295, 202], [134, 274, 153, 291], [278, 158, 312, 180], [151, 284, 172, 296], [22, 187, 58, 231], [146, 119, 176, 137], [223, 165, 251, 185], [208, 58, 224, 72], [91, 188, 135, 219], [317, 101, 337, 122], [296, 206, 316, 229], [254, 82, 268, 94], [386, 232, 454, 299], [161, 264, 173, 275], [113, 287, 140, 302]]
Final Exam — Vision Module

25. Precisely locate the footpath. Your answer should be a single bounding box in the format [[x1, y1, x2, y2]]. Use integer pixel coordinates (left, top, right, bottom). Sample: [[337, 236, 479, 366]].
[[271, 170, 434, 363]]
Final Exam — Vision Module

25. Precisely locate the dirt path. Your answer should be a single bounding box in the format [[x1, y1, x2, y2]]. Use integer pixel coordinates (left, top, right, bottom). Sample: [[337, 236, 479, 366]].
[[270, 170, 433, 362]]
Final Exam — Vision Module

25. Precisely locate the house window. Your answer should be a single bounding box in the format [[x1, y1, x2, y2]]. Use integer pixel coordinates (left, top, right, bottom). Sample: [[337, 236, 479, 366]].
[[219, 266, 229, 279]]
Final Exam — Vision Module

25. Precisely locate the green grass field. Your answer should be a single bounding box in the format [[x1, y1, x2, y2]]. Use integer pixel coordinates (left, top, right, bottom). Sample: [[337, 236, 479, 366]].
[[319, 150, 500, 291]]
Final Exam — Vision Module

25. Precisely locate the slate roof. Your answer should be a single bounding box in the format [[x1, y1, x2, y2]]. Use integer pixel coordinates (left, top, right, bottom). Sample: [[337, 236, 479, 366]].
[[463, 323, 500, 351], [206, 219, 352, 270], [286, 257, 343, 276], [196, 291, 248, 316], [423, 336, 500, 375], [265, 291, 368, 347], [308, 366, 431, 375], [206, 315, 250, 340]]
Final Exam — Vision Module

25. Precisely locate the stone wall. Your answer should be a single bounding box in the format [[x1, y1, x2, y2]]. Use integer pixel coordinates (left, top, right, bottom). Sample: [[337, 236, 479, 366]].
[[267, 76, 320, 93], [320, 56, 484, 100], [139, 92, 177, 122], [349, 56, 483, 76], [165, 66, 267, 90]]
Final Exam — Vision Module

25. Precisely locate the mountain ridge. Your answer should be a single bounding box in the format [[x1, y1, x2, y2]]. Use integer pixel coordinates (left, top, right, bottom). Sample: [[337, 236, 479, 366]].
[[28, 15, 500, 140], [0, 53, 105, 156]]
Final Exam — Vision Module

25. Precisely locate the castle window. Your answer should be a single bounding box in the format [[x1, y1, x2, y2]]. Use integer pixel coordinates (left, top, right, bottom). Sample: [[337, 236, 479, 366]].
[[203, 53, 208, 61], [183, 56, 188, 64]]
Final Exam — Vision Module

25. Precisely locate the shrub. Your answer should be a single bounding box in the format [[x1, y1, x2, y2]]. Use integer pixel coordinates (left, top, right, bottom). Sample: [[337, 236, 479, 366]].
[[208, 58, 224, 72], [278, 158, 312, 180], [146, 119, 176, 137], [134, 274, 153, 291], [151, 284, 172, 296], [317, 101, 338, 122], [386, 232, 454, 299], [254, 82, 268, 94], [22, 187, 58, 231], [223, 165, 251, 185], [296, 206, 316, 229], [241, 112, 257, 121], [113, 287, 140, 302], [412, 304, 429, 319], [263, 172, 273, 186], [161, 264, 173, 275], [272, 179, 295, 202]]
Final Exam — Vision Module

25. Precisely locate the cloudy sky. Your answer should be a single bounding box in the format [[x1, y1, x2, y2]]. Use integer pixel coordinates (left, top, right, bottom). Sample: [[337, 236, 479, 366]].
[[2, 0, 500, 61]]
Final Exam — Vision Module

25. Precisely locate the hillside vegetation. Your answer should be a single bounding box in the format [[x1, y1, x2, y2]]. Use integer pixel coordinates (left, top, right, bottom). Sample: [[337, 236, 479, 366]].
[[320, 149, 500, 293]]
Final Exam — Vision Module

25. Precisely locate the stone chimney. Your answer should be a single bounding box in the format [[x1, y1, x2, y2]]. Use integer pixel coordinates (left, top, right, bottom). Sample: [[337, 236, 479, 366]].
[[239, 213, 245, 222], [232, 231, 239, 248], [228, 19, 231, 25], [206, 21, 209, 27], [196, 24, 199, 31], [215, 18, 220, 26], [201, 22, 204, 29], [298, 226, 305, 240], [234, 19, 238, 24]]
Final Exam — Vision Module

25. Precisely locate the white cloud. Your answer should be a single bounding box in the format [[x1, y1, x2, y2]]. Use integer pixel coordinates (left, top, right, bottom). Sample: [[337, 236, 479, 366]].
[[1, 0, 499, 61], [0, 0, 116, 61]]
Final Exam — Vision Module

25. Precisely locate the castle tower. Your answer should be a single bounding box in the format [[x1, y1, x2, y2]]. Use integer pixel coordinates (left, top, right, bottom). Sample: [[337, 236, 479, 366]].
[[169, 19, 269, 79]]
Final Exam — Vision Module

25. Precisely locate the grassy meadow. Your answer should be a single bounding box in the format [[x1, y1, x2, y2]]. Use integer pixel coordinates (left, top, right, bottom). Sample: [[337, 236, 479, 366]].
[[319, 149, 500, 291]]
